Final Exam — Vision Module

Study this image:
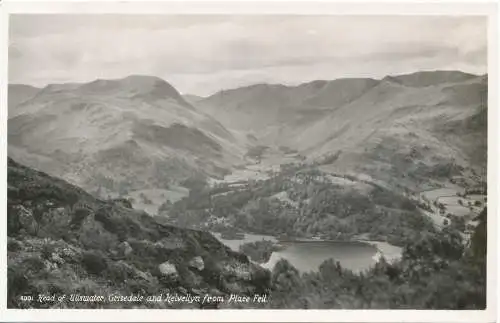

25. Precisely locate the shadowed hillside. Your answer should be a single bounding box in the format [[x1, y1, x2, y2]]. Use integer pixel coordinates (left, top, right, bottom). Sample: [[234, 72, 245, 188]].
[[7, 157, 271, 309]]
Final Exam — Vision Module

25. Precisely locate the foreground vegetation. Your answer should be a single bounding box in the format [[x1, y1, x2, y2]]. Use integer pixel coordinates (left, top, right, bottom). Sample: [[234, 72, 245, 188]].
[[7, 158, 269, 309], [7, 158, 486, 309]]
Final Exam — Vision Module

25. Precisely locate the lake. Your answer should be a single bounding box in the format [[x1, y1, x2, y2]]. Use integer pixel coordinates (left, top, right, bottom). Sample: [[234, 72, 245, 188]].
[[211, 232, 395, 273]]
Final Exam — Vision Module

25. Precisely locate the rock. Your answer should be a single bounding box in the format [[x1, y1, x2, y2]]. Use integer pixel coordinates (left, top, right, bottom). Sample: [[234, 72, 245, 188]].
[[188, 256, 204, 271], [158, 261, 178, 278]]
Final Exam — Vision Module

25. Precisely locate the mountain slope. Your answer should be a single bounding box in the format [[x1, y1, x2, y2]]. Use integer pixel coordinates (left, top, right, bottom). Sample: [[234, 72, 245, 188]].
[[295, 73, 487, 188], [8, 76, 246, 197], [7, 157, 270, 309], [199, 78, 379, 137], [8, 84, 40, 116], [199, 71, 486, 190]]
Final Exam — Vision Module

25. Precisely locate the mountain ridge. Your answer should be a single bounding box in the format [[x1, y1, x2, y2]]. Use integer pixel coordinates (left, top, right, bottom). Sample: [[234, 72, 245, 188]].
[[8, 75, 247, 201]]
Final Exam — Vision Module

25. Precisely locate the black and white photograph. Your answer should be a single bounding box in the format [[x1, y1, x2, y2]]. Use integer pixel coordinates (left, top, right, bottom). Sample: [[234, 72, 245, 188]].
[[1, 1, 497, 322]]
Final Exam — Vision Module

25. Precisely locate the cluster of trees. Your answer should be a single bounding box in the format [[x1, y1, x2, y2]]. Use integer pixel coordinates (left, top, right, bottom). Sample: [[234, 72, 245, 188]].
[[166, 168, 435, 247]]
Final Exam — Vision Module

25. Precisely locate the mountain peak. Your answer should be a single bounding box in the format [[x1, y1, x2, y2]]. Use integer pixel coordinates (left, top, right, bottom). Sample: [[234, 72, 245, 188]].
[[383, 70, 479, 87], [75, 75, 194, 109], [81, 75, 173, 93]]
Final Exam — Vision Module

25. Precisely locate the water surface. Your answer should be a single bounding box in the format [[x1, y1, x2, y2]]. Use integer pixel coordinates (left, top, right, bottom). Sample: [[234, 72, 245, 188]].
[[212, 232, 381, 273]]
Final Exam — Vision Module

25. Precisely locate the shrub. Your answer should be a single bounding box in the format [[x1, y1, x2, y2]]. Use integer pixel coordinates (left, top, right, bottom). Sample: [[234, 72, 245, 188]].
[[82, 251, 108, 275], [7, 239, 22, 252], [106, 261, 133, 283], [7, 267, 32, 308]]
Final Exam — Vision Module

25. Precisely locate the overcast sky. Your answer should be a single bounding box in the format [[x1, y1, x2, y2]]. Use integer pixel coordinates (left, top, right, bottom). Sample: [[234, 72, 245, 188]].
[[9, 15, 487, 96]]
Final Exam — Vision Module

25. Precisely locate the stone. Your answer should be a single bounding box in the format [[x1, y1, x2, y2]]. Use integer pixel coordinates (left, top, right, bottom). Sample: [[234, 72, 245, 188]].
[[188, 256, 205, 271], [158, 261, 178, 278]]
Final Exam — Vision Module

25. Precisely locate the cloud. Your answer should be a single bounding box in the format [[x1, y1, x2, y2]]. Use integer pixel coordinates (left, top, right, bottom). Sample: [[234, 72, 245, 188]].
[[9, 15, 487, 96]]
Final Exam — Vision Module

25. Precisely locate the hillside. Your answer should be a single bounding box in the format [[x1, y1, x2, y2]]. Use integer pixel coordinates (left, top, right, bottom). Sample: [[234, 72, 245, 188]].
[[199, 78, 379, 136], [8, 84, 40, 116], [7, 157, 271, 309], [7, 157, 486, 310], [8, 76, 246, 202], [199, 71, 487, 192]]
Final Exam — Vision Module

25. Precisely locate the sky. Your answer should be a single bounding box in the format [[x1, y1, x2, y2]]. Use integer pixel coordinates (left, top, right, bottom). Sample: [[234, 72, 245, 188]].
[[9, 15, 487, 96]]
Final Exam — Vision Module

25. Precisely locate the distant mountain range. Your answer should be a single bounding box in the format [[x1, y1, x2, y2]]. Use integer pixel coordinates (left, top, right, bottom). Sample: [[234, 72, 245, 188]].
[[198, 70, 487, 189], [8, 70, 487, 197]]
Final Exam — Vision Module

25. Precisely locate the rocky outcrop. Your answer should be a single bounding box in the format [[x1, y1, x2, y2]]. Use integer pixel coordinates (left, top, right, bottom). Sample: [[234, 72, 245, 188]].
[[188, 256, 205, 271], [158, 261, 178, 277]]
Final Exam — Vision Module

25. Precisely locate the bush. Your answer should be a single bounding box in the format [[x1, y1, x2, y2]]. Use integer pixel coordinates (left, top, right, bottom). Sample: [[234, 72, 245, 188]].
[[82, 251, 108, 275], [7, 267, 32, 308], [106, 261, 133, 283], [7, 239, 22, 252]]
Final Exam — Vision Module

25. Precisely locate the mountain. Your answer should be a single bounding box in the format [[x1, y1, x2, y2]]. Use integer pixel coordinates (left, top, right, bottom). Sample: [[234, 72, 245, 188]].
[[8, 84, 40, 116], [382, 70, 478, 87], [8, 70, 487, 212], [294, 72, 487, 188], [199, 71, 487, 190], [199, 78, 379, 135], [7, 157, 270, 309], [8, 76, 246, 199]]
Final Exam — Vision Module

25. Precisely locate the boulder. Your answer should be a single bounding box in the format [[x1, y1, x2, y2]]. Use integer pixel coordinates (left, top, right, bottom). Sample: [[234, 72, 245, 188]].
[[188, 256, 205, 271], [158, 261, 178, 278]]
